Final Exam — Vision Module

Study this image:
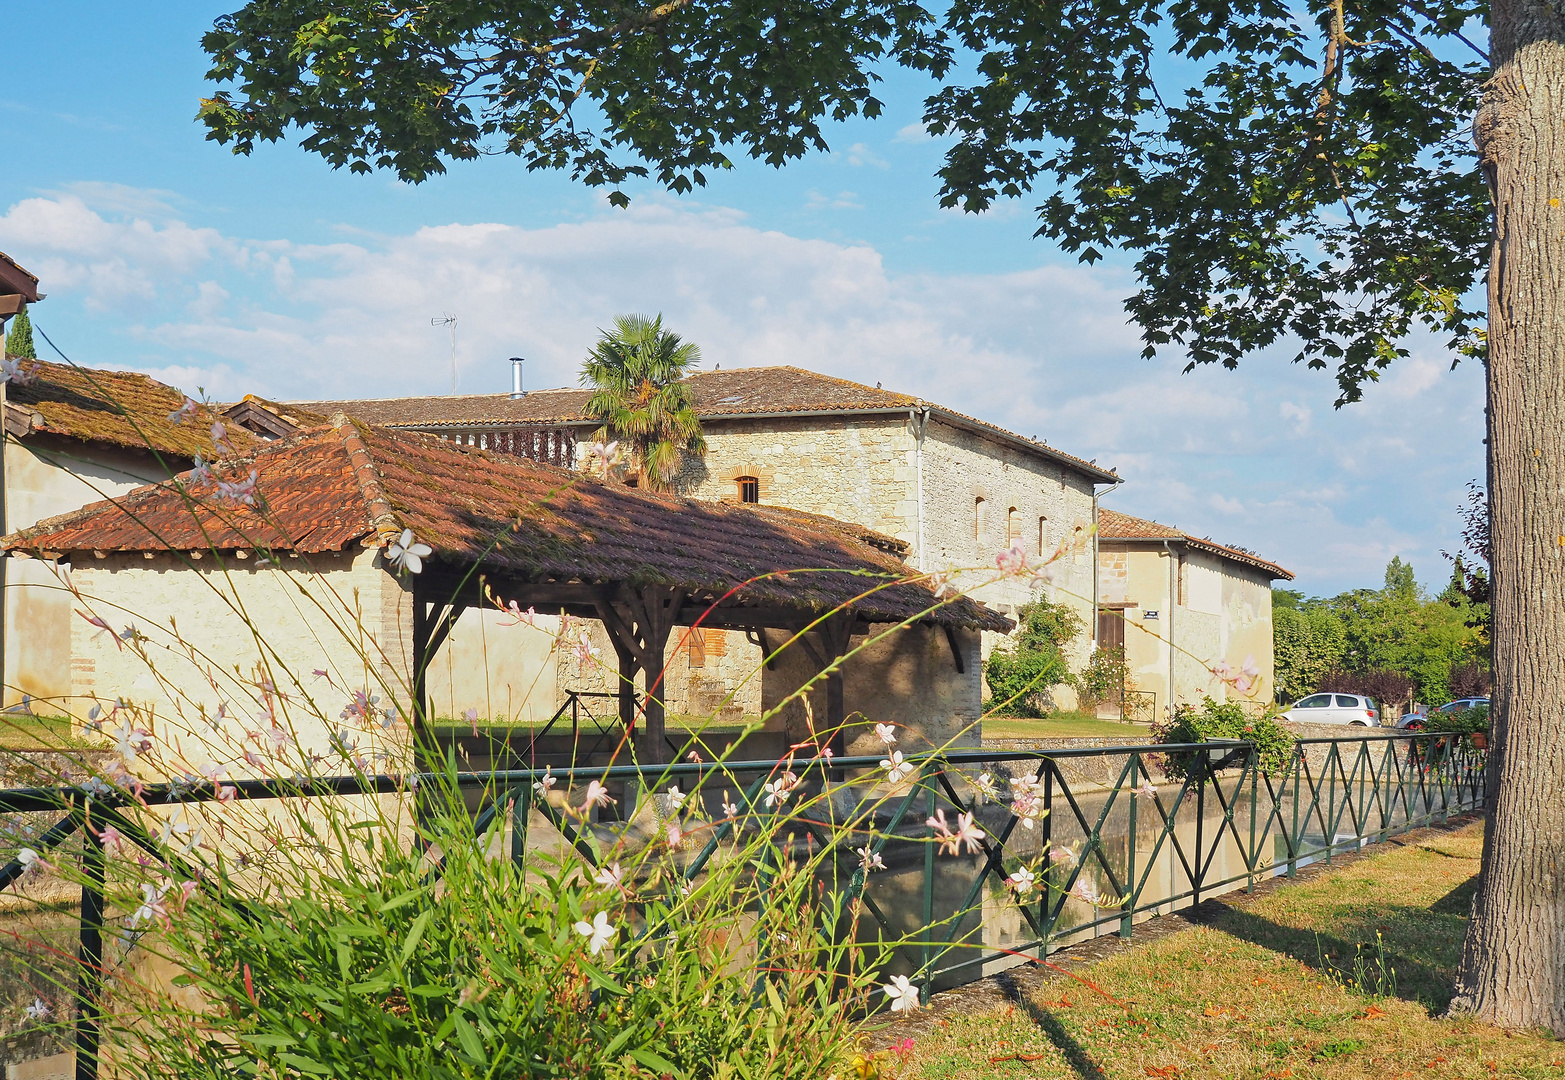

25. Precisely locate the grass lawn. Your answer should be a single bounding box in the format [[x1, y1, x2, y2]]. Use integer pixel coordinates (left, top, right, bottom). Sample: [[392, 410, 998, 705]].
[[891, 820, 1565, 1078], [0, 714, 88, 750], [983, 712, 1154, 740]]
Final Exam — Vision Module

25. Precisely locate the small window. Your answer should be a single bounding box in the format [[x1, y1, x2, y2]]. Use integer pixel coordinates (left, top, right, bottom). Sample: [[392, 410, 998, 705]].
[[1037, 517, 1048, 556], [1334, 695, 1360, 708], [1007, 507, 1021, 541], [974, 497, 987, 540], [1298, 694, 1332, 709], [736, 476, 759, 504]]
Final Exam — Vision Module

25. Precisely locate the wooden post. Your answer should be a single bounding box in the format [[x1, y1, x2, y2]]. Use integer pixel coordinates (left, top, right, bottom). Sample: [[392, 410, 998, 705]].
[[595, 585, 685, 764], [794, 611, 856, 757]]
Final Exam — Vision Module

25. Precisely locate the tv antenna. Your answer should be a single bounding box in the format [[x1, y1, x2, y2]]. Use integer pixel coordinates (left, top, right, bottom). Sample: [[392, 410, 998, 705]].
[[431, 313, 458, 394]]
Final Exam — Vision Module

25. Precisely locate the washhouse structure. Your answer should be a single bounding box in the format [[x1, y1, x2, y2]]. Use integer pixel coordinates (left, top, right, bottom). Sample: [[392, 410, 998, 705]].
[[3, 415, 1008, 773]]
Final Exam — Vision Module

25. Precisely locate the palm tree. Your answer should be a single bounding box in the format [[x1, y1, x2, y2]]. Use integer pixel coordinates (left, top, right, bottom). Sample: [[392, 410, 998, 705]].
[[580, 314, 706, 490]]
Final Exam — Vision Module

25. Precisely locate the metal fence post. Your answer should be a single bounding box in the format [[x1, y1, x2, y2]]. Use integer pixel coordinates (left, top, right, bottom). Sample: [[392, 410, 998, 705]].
[[1121, 754, 1138, 938], [511, 786, 528, 867], [920, 771, 936, 1003], [1193, 753, 1206, 907], [76, 825, 105, 1080], [1040, 760, 1054, 954], [1247, 745, 1259, 892], [1288, 750, 1300, 878]]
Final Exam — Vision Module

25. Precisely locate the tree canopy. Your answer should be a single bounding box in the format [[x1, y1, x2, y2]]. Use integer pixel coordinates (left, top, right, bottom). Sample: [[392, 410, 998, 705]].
[[6, 308, 36, 360], [199, 0, 1488, 402], [1273, 558, 1488, 705]]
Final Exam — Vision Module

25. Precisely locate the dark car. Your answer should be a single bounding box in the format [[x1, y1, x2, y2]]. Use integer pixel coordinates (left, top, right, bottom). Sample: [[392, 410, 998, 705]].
[[1398, 697, 1490, 731]]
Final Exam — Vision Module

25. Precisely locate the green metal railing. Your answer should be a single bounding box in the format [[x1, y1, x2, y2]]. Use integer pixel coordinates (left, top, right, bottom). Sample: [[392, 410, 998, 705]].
[[0, 730, 1486, 1078]]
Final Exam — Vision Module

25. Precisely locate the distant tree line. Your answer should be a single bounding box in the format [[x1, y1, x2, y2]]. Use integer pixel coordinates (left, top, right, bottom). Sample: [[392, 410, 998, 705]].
[[1273, 556, 1490, 707]]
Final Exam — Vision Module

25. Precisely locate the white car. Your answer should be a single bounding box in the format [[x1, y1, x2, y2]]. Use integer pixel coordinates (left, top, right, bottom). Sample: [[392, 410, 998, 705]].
[[1279, 693, 1381, 727]]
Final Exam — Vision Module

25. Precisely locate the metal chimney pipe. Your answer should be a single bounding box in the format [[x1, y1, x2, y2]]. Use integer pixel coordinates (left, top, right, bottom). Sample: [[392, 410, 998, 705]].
[[509, 357, 526, 399]]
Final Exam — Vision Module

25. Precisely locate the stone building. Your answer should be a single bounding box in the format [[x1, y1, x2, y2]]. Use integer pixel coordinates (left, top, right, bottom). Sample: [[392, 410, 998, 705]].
[[2, 357, 260, 713], [287, 367, 1119, 716], [1095, 509, 1293, 717]]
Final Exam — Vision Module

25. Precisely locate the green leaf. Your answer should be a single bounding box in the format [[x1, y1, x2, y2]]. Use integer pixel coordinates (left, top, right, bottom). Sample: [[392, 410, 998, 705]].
[[628, 1048, 681, 1076], [453, 1014, 485, 1062], [240, 1033, 297, 1049], [378, 886, 428, 914], [400, 909, 433, 966], [277, 1052, 331, 1074]]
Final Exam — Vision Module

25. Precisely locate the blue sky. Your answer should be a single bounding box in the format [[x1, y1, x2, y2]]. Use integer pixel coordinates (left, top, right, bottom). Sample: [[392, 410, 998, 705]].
[[0, 4, 1487, 597]]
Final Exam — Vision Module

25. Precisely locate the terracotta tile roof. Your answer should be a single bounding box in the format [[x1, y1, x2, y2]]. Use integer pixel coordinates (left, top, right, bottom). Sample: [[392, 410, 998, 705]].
[[1098, 508, 1293, 580], [291, 366, 1117, 482], [2, 359, 263, 459], [5, 418, 1009, 631]]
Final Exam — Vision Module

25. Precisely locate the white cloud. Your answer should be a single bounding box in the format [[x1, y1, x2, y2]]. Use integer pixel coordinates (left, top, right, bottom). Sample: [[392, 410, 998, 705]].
[[0, 187, 1485, 596], [804, 189, 864, 211], [893, 121, 933, 143], [841, 143, 889, 168]]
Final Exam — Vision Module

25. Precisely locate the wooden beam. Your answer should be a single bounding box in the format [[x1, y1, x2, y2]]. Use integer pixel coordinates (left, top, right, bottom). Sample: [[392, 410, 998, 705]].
[[944, 624, 967, 674]]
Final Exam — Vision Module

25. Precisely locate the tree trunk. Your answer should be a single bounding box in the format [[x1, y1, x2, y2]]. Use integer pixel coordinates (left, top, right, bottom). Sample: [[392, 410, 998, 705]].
[[1450, 0, 1565, 1030]]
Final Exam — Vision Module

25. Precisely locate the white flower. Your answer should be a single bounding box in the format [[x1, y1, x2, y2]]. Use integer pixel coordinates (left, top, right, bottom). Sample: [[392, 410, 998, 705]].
[[856, 844, 886, 872], [580, 780, 615, 812], [168, 397, 199, 424], [533, 767, 556, 793], [130, 882, 171, 929], [881, 750, 914, 784], [1132, 779, 1157, 800], [1069, 877, 1100, 905], [1006, 866, 1037, 896], [973, 771, 1001, 801], [113, 719, 152, 763], [593, 863, 624, 890], [665, 785, 687, 812], [214, 470, 258, 506], [883, 975, 920, 1013], [721, 791, 739, 817], [763, 773, 799, 808], [16, 848, 47, 873], [875, 723, 898, 745], [1010, 775, 1046, 799], [665, 823, 684, 849], [0, 358, 36, 384], [23, 997, 48, 1021], [385, 529, 432, 575], [574, 910, 618, 956], [996, 538, 1029, 576]]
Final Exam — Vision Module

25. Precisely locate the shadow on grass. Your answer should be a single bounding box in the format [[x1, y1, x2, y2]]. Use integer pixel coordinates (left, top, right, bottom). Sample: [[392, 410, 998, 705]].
[[993, 969, 1106, 1080], [1193, 896, 1473, 1013]]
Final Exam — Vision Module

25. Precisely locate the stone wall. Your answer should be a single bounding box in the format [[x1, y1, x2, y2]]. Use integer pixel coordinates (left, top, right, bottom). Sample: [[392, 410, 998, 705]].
[[64, 547, 411, 773], [4, 436, 186, 711], [760, 622, 982, 754], [1099, 542, 1278, 718], [677, 415, 918, 550]]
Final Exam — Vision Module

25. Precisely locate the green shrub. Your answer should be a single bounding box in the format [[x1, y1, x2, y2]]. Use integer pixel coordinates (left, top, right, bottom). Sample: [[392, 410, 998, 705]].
[[1425, 704, 1490, 736], [985, 647, 1069, 717], [1153, 696, 1296, 778], [1075, 646, 1132, 711], [984, 597, 1081, 716]]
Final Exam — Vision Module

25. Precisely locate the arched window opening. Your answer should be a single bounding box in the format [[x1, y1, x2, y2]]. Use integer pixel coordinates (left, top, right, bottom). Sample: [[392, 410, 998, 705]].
[[1038, 516, 1048, 556], [736, 476, 760, 503], [974, 497, 987, 540], [1007, 507, 1021, 542]]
